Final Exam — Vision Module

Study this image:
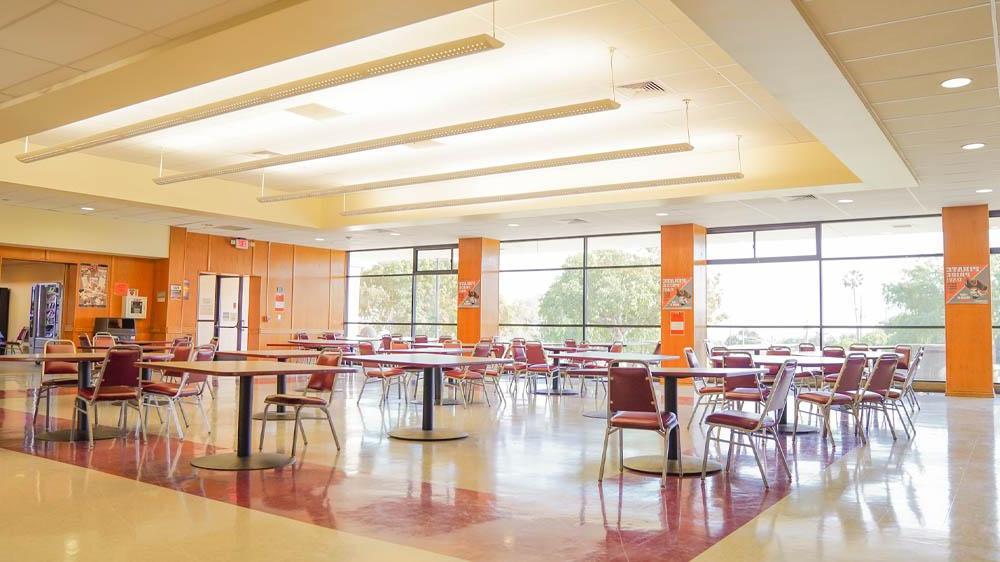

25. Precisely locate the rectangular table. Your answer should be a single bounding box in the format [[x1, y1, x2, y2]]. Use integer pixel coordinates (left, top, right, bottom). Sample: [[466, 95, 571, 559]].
[[135, 360, 353, 471], [346, 353, 510, 441], [215, 349, 325, 420], [543, 351, 679, 396]]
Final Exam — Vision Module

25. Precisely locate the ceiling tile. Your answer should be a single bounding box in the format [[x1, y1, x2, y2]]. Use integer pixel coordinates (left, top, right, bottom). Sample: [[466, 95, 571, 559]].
[[153, 0, 297, 39], [800, 0, 987, 33], [843, 38, 994, 83], [860, 64, 997, 103], [0, 0, 50, 28], [0, 3, 142, 64], [883, 105, 1000, 134], [70, 32, 167, 71], [0, 48, 57, 89], [873, 87, 1000, 119], [3, 65, 82, 97], [63, 0, 228, 31]]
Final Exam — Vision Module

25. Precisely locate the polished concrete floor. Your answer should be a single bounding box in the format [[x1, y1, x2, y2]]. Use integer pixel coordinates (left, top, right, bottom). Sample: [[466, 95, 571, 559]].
[[1, 364, 997, 561]]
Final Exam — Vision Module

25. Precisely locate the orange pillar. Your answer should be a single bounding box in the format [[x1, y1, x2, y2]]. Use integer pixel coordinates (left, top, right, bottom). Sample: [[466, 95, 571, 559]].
[[943, 205, 995, 397], [660, 224, 707, 367], [457, 238, 499, 343]]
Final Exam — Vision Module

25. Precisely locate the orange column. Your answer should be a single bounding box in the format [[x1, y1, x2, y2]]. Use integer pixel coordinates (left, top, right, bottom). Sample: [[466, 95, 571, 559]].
[[457, 238, 499, 343], [943, 205, 995, 397], [660, 224, 707, 367]]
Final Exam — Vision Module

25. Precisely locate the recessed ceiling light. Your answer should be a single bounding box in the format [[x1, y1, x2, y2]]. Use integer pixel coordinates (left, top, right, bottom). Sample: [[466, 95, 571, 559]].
[[314, 237, 325, 241], [975, 189, 993, 193], [941, 77, 972, 89], [389, 232, 400, 236], [837, 199, 854, 204], [962, 142, 985, 150], [507, 223, 520, 227], [80, 206, 95, 211], [655, 212, 669, 216]]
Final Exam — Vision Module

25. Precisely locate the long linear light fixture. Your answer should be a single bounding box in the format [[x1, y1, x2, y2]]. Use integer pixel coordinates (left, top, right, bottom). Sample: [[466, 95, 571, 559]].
[[154, 99, 620, 185], [17, 34, 504, 163], [339, 172, 744, 216], [257, 142, 693, 202]]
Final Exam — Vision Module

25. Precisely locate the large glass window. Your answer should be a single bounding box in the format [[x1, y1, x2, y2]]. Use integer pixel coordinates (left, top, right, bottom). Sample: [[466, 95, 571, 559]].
[[346, 245, 457, 338], [498, 233, 659, 350], [707, 217, 946, 381]]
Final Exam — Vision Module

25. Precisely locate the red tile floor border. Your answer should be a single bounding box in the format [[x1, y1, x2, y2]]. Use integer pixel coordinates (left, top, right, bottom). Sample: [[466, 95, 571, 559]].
[[0, 399, 860, 561]]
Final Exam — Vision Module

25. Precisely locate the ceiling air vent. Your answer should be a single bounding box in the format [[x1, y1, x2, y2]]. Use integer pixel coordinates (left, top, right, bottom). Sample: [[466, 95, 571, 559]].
[[778, 195, 818, 203], [616, 80, 667, 98]]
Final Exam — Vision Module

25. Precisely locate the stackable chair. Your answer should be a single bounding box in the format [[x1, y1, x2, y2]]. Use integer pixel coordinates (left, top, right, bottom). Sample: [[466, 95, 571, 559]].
[[524, 341, 559, 393], [4, 327, 28, 354], [819, 345, 847, 388], [413, 335, 429, 344], [72, 345, 145, 447], [141, 344, 215, 438], [721, 352, 767, 408], [848, 353, 906, 440], [685, 347, 725, 428], [446, 342, 500, 407], [159, 340, 193, 382], [33, 340, 79, 424], [258, 349, 342, 457], [892, 345, 919, 411], [797, 342, 816, 352], [92, 333, 116, 349], [598, 363, 681, 487], [701, 359, 797, 488], [848, 343, 869, 351], [355, 341, 405, 405], [793, 353, 867, 444], [504, 343, 530, 395], [78, 333, 93, 349], [890, 346, 923, 428]]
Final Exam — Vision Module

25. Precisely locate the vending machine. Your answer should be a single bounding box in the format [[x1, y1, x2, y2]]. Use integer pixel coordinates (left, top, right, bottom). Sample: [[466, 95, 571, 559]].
[[29, 283, 62, 353]]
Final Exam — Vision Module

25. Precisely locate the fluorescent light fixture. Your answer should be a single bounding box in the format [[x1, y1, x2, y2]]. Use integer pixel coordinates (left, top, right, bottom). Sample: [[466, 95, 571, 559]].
[[941, 77, 972, 88], [655, 212, 669, 216], [17, 34, 504, 163], [976, 189, 993, 193], [962, 142, 986, 150], [157, 99, 620, 185], [389, 232, 401, 236], [80, 206, 95, 211], [340, 172, 744, 216], [314, 237, 325, 241], [837, 199, 854, 203], [507, 223, 520, 227], [257, 142, 692, 202]]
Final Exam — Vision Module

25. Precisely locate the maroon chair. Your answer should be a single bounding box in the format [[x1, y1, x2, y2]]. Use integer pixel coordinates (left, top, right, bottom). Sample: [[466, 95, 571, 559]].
[[92, 333, 116, 349], [413, 334, 429, 344], [608, 341, 625, 353], [794, 353, 867, 443], [760, 346, 791, 382], [258, 349, 342, 457], [797, 342, 816, 352], [379, 334, 393, 351], [450, 342, 500, 407], [722, 352, 766, 405], [73, 345, 145, 447], [505, 343, 530, 395], [686, 346, 723, 428], [159, 340, 193, 383], [849, 343, 869, 351], [564, 339, 577, 348], [293, 331, 309, 340], [708, 346, 729, 367], [524, 341, 557, 392], [78, 333, 92, 349], [33, 340, 79, 424], [356, 341, 405, 405], [141, 344, 215, 438], [702, 359, 797, 488], [819, 345, 847, 387], [849, 353, 905, 441], [598, 363, 681, 487]]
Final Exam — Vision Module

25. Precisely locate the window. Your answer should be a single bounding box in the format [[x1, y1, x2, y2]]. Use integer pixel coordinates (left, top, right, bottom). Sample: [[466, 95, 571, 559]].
[[498, 233, 660, 350], [707, 217, 946, 382], [346, 245, 457, 338]]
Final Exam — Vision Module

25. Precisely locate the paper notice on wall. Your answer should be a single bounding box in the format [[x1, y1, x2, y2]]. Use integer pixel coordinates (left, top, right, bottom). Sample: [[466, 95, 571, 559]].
[[169, 284, 182, 300], [458, 280, 481, 308], [945, 264, 990, 304], [662, 277, 693, 310], [274, 286, 285, 312], [669, 311, 685, 335]]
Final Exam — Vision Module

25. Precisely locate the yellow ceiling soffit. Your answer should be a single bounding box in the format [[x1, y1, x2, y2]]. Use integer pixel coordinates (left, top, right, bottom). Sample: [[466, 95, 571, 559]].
[[17, 34, 504, 163], [154, 99, 621, 185]]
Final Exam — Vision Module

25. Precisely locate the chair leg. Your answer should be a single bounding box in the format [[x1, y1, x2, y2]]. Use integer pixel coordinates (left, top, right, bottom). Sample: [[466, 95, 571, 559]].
[[769, 428, 791, 478], [177, 401, 190, 428], [701, 426, 714, 480], [881, 403, 897, 440], [87, 403, 95, 449], [356, 377, 369, 405], [196, 396, 212, 434], [661, 429, 669, 487], [290, 408, 302, 458], [323, 408, 341, 450], [297, 412, 308, 446], [746, 433, 768, 488], [168, 401, 185, 439], [687, 395, 702, 429], [618, 429, 624, 474], [32, 386, 44, 425], [598, 427, 612, 481], [258, 404, 271, 451]]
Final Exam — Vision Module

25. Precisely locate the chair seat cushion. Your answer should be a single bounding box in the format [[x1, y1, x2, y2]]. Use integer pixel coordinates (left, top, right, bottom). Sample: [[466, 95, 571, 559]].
[[527, 364, 553, 373], [609, 410, 677, 430], [502, 362, 527, 371], [698, 385, 724, 394], [893, 372, 907, 382], [365, 367, 405, 377], [798, 391, 852, 405], [447, 370, 483, 380], [706, 410, 772, 431], [725, 387, 768, 401], [823, 374, 840, 383], [41, 377, 77, 387], [78, 385, 137, 401], [43, 362, 78, 375], [264, 393, 325, 406], [845, 390, 883, 403], [142, 382, 200, 397]]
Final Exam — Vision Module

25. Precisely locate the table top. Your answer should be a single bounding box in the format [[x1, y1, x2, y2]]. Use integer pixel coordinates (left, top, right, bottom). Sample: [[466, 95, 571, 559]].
[[411, 342, 445, 348], [748, 355, 845, 366], [217, 349, 322, 359], [80, 344, 172, 352], [650, 366, 768, 379], [133, 360, 354, 376], [380, 347, 466, 355], [345, 353, 512, 368], [551, 351, 679, 363], [0, 352, 107, 362], [287, 339, 358, 348]]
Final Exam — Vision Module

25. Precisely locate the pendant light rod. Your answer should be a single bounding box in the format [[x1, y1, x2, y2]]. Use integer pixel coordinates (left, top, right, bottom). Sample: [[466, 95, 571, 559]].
[[17, 34, 504, 163]]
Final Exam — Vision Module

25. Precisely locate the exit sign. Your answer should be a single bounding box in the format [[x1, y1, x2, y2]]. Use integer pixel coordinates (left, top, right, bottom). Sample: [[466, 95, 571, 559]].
[[231, 238, 251, 250]]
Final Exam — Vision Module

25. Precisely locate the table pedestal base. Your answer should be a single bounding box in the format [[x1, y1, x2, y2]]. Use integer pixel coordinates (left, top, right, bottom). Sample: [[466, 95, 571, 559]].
[[252, 411, 298, 421], [624, 454, 722, 476], [776, 423, 819, 435], [36, 426, 123, 442], [408, 398, 462, 406], [191, 452, 293, 471], [532, 389, 579, 396], [582, 410, 608, 419], [388, 427, 468, 441]]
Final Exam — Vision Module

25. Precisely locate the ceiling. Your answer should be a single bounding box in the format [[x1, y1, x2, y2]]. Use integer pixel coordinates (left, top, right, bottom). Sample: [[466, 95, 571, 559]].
[[0, 0, 282, 103], [797, 0, 1000, 208], [0, 0, 996, 252]]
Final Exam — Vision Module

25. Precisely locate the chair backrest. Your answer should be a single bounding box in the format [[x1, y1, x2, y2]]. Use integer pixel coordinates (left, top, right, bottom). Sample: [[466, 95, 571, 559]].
[[609, 341, 624, 353], [185, 345, 217, 384], [390, 341, 409, 350], [564, 339, 577, 348], [14, 326, 28, 342], [294, 331, 309, 340], [439, 335, 453, 343], [767, 346, 791, 356], [899, 346, 923, 389], [848, 343, 869, 351], [821, 345, 845, 357], [524, 341, 547, 365], [761, 359, 797, 418], [511, 337, 526, 346], [171, 340, 193, 361], [472, 342, 491, 357], [305, 349, 343, 393], [683, 347, 700, 368], [380, 335, 392, 351], [491, 343, 506, 358], [511, 344, 527, 362], [653, 341, 661, 355], [78, 333, 92, 348], [208, 336, 219, 349], [798, 342, 816, 352], [893, 344, 912, 370], [414, 335, 428, 343], [92, 334, 116, 348], [443, 340, 462, 348], [94, 345, 142, 390], [710, 346, 729, 356], [831, 353, 867, 394], [172, 336, 191, 346], [358, 341, 375, 355], [722, 352, 754, 368], [43, 339, 78, 375], [865, 354, 898, 396], [606, 364, 659, 418]]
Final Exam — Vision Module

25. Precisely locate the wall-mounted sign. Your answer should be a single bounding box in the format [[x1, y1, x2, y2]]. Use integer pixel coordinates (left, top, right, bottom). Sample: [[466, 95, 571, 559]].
[[274, 286, 286, 312], [169, 284, 182, 300], [945, 264, 990, 304], [113, 282, 129, 296], [231, 238, 251, 250], [669, 311, 685, 335], [78, 264, 108, 308], [156, 291, 167, 303], [458, 280, 481, 308], [662, 277, 693, 310]]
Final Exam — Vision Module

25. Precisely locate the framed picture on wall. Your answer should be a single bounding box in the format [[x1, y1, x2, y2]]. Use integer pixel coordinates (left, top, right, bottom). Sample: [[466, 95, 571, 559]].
[[78, 264, 108, 308]]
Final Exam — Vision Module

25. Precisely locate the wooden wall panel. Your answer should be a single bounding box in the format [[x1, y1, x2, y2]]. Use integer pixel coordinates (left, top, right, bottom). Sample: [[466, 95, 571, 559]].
[[457, 238, 499, 343], [260, 242, 294, 346], [208, 235, 253, 275], [181, 232, 210, 335], [943, 206, 995, 397], [291, 245, 331, 333], [660, 224, 707, 368]]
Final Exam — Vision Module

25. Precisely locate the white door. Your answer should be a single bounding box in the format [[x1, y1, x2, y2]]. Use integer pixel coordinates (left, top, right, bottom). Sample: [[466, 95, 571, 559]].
[[216, 276, 241, 351], [196, 274, 216, 346]]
